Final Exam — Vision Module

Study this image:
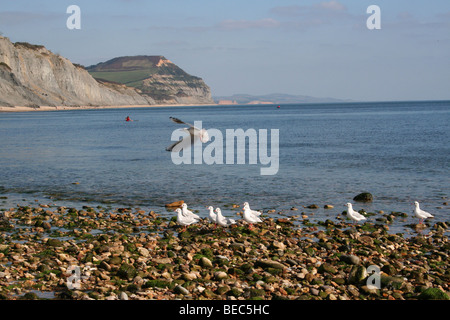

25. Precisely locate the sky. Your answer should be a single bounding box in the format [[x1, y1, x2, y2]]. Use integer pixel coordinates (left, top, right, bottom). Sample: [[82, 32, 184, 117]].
[[0, 0, 449, 101]]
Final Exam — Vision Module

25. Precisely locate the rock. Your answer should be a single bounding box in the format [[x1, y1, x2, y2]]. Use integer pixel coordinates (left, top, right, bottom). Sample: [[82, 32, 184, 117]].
[[42, 222, 51, 230], [361, 285, 379, 295], [381, 264, 397, 276], [310, 288, 319, 296], [199, 257, 213, 268], [418, 288, 449, 300], [255, 260, 288, 270], [109, 256, 122, 265], [318, 263, 338, 274], [271, 241, 286, 251], [306, 204, 319, 209], [358, 235, 374, 246], [119, 292, 129, 300], [182, 273, 197, 281], [339, 254, 360, 265], [214, 271, 228, 280], [348, 265, 367, 284], [117, 263, 137, 280], [353, 192, 373, 202], [165, 201, 184, 208], [46, 239, 63, 247], [174, 285, 189, 295], [137, 247, 150, 257], [324, 205, 334, 209]]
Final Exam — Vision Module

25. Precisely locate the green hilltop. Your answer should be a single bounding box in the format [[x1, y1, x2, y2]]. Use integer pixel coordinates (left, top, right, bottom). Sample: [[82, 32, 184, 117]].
[[86, 56, 212, 103]]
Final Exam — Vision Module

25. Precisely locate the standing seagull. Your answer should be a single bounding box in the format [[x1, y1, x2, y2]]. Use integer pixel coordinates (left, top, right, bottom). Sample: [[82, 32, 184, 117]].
[[166, 117, 209, 152], [243, 202, 262, 216], [215, 208, 237, 227], [181, 203, 201, 220], [243, 204, 263, 230], [345, 203, 366, 224], [176, 208, 200, 232], [413, 201, 434, 224], [207, 206, 217, 228]]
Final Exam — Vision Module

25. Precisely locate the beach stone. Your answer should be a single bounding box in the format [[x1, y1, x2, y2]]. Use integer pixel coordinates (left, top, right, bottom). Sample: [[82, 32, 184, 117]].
[[319, 263, 338, 274], [310, 288, 319, 296], [174, 285, 189, 295], [182, 272, 197, 281], [119, 292, 129, 300], [137, 247, 150, 257], [353, 192, 373, 202], [339, 254, 360, 265], [165, 200, 184, 208], [361, 285, 379, 295], [46, 239, 63, 247], [381, 264, 397, 276], [255, 260, 287, 270], [324, 205, 334, 209], [348, 265, 367, 284], [306, 204, 319, 209], [214, 271, 228, 280], [109, 256, 122, 265], [418, 288, 449, 300], [199, 257, 213, 268], [117, 263, 137, 280]]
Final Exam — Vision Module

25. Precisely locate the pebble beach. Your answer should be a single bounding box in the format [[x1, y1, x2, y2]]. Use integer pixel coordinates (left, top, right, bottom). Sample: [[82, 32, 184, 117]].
[[0, 201, 448, 301]]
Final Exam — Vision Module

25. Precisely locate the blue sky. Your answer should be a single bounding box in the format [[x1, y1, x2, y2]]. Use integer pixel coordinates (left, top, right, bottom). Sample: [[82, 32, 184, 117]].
[[0, 0, 449, 101]]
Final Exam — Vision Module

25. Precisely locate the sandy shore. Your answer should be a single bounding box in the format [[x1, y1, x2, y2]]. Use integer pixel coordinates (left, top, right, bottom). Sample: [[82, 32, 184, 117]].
[[0, 104, 218, 113]]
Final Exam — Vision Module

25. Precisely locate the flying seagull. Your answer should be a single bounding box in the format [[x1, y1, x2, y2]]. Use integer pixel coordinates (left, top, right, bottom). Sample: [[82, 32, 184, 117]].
[[166, 117, 209, 152]]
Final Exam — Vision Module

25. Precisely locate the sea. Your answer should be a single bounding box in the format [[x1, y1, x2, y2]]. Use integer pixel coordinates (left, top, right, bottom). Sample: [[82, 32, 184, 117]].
[[0, 100, 449, 235]]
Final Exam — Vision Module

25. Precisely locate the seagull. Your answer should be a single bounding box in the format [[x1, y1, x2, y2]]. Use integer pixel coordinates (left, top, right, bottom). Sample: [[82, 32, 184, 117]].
[[243, 202, 262, 216], [215, 208, 237, 227], [243, 204, 263, 230], [181, 203, 200, 220], [207, 206, 217, 228], [176, 208, 200, 231], [166, 117, 209, 152], [345, 203, 366, 224], [413, 201, 434, 224]]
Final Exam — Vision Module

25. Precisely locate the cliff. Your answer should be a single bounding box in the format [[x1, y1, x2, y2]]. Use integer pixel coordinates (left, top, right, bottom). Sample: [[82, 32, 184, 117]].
[[86, 56, 214, 105], [0, 36, 213, 107]]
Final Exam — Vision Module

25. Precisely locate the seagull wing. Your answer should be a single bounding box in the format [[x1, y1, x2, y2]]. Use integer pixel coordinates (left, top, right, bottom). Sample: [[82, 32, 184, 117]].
[[170, 117, 198, 130], [166, 132, 200, 152]]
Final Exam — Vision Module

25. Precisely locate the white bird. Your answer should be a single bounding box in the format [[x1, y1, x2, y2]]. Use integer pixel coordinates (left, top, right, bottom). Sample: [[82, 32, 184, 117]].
[[215, 208, 237, 227], [181, 203, 200, 220], [243, 202, 262, 216], [207, 206, 217, 227], [243, 204, 263, 229], [413, 201, 434, 224], [176, 208, 199, 231], [166, 117, 209, 152], [345, 203, 366, 224]]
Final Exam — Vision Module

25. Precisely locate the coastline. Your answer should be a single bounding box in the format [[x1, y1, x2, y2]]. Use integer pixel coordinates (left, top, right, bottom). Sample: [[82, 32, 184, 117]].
[[0, 200, 448, 301], [0, 103, 220, 113]]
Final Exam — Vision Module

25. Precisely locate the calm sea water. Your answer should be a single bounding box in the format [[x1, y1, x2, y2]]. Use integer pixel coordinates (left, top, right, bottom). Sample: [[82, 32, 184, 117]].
[[0, 101, 449, 233]]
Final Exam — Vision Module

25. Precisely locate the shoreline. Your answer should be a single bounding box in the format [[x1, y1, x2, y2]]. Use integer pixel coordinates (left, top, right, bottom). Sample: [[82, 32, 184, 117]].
[[0, 103, 220, 113], [0, 201, 448, 301]]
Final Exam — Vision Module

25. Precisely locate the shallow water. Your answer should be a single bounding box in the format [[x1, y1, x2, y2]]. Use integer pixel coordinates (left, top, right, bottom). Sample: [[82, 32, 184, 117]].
[[0, 101, 449, 234]]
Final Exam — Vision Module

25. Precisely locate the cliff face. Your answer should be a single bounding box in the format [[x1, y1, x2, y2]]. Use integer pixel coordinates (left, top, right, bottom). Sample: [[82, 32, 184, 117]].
[[87, 56, 214, 105], [0, 36, 213, 107], [0, 36, 154, 107]]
